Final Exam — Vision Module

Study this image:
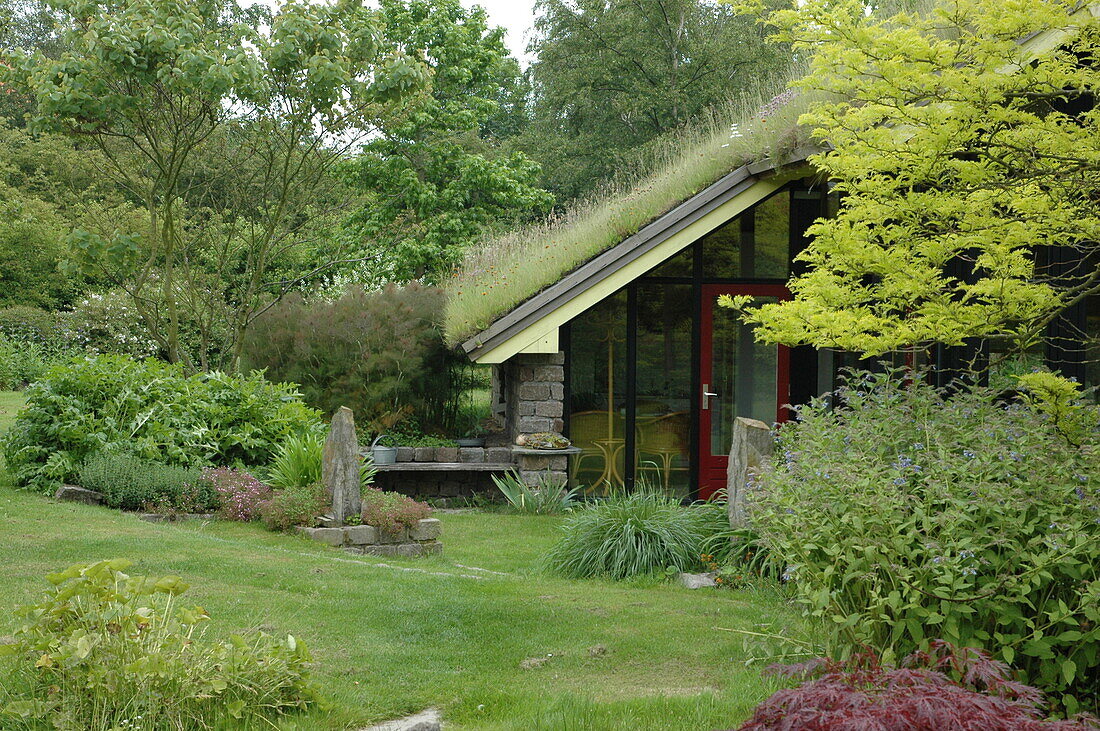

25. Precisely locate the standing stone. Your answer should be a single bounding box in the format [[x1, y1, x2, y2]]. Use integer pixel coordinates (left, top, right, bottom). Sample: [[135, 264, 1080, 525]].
[[727, 417, 774, 530], [324, 407, 362, 525]]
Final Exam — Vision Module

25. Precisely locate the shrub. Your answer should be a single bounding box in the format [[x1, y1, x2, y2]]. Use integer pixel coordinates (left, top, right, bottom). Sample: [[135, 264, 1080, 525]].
[[0, 559, 315, 729], [240, 283, 469, 436], [202, 467, 272, 522], [736, 641, 1097, 730], [2, 354, 322, 492], [543, 490, 727, 580], [0, 335, 48, 390], [260, 482, 329, 531], [264, 431, 377, 490], [360, 488, 432, 532], [751, 371, 1100, 712], [65, 290, 159, 358], [491, 470, 579, 515], [78, 453, 211, 512]]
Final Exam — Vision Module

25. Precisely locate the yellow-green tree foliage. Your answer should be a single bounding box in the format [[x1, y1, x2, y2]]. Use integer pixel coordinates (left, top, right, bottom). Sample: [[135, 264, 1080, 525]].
[[728, 0, 1100, 356]]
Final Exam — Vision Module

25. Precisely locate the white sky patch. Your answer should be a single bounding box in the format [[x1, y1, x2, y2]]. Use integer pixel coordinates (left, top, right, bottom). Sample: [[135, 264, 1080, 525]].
[[465, 0, 537, 67]]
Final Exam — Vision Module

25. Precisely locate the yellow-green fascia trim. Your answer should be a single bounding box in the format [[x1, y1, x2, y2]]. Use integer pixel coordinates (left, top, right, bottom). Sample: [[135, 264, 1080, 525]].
[[469, 173, 792, 364]]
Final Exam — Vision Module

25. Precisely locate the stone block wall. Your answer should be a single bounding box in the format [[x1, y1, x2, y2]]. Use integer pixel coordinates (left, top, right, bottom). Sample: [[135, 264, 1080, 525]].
[[502, 352, 566, 440], [374, 470, 506, 503], [497, 350, 568, 487], [297, 518, 442, 557]]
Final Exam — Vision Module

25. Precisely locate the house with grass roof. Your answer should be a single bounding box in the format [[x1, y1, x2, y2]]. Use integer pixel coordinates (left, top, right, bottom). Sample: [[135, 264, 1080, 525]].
[[444, 5, 1100, 501]]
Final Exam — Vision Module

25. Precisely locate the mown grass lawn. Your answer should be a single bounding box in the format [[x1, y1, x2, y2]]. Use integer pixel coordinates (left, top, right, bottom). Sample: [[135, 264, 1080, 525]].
[[0, 391, 805, 730]]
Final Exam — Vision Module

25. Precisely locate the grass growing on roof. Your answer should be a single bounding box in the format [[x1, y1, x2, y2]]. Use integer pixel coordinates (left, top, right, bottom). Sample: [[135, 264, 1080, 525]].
[[443, 65, 814, 346]]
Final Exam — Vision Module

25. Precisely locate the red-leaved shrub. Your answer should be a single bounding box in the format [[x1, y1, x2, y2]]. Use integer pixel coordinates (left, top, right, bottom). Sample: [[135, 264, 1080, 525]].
[[361, 488, 431, 532], [736, 641, 1099, 731]]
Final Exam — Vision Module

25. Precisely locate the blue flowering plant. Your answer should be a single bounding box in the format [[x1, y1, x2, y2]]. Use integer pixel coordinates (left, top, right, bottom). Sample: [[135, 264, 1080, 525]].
[[748, 369, 1100, 714]]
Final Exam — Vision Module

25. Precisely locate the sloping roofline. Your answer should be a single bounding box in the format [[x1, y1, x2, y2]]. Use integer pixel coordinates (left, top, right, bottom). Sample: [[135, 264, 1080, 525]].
[[461, 147, 821, 363], [459, 0, 1099, 365]]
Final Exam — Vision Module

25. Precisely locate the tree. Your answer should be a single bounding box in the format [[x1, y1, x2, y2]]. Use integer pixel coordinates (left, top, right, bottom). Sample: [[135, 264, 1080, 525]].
[[344, 0, 552, 284], [524, 0, 791, 201], [727, 0, 1100, 360], [3, 0, 428, 371]]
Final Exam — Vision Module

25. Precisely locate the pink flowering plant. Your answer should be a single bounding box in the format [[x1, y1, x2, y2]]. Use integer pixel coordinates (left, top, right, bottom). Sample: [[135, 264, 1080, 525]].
[[360, 488, 431, 532], [202, 467, 272, 522]]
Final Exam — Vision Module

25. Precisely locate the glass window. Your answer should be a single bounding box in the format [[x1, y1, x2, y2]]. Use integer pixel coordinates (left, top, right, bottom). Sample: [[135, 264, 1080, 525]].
[[645, 245, 694, 278], [567, 291, 628, 493], [1086, 296, 1099, 402], [701, 191, 790, 279], [635, 284, 693, 499], [709, 296, 779, 457]]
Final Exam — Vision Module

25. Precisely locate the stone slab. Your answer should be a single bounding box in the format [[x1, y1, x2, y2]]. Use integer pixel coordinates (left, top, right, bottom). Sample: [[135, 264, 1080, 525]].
[[678, 572, 718, 589], [435, 447, 458, 462], [54, 485, 105, 505], [410, 518, 442, 541], [345, 525, 379, 545], [396, 447, 415, 462], [298, 526, 345, 546], [360, 708, 441, 731]]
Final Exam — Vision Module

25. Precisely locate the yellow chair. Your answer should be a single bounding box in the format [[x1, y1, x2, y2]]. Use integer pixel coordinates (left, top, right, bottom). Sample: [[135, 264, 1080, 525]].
[[635, 411, 690, 492], [568, 410, 624, 492]]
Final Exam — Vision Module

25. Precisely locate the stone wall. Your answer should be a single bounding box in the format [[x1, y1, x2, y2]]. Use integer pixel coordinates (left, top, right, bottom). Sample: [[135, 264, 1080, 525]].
[[297, 518, 442, 557], [499, 351, 568, 487], [374, 470, 505, 504]]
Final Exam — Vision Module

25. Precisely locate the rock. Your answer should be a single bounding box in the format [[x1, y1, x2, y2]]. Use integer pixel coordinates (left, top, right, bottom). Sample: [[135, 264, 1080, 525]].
[[54, 485, 106, 505], [434, 447, 458, 463], [360, 708, 442, 731], [485, 447, 512, 464], [377, 526, 409, 544], [587, 645, 608, 657], [344, 525, 379, 545], [362, 544, 400, 556], [409, 518, 442, 541], [678, 572, 718, 589], [458, 448, 484, 464], [395, 447, 415, 462], [324, 407, 362, 525], [727, 417, 774, 530], [414, 447, 435, 462], [300, 527, 345, 546], [316, 514, 339, 528]]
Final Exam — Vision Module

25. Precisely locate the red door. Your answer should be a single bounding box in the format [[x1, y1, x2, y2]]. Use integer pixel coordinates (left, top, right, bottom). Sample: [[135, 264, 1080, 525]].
[[698, 284, 790, 500]]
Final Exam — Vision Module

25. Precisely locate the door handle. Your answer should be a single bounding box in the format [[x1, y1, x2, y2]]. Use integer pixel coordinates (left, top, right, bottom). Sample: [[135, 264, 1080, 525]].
[[703, 384, 719, 410]]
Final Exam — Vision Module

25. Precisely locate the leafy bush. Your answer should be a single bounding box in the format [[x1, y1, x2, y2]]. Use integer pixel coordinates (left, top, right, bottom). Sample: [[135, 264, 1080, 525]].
[[737, 641, 1096, 730], [2, 354, 322, 491], [491, 470, 578, 515], [543, 490, 728, 580], [264, 431, 377, 490], [202, 467, 272, 522], [240, 283, 470, 436], [0, 335, 48, 390], [65, 290, 159, 358], [78, 453, 211, 512], [751, 371, 1100, 712], [360, 488, 432, 532], [0, 559, 315, 729], [260, 483, 329, 531]]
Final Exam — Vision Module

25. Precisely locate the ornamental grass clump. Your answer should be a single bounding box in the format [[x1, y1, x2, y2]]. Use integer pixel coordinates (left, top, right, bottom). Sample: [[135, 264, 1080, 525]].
[[543, 490, 727, 580], [0, 559, 316, 729], [751, 370, 1100, 713]]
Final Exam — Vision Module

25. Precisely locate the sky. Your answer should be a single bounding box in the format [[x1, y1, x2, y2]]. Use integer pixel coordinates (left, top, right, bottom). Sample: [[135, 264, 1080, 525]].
[[465, 0, 538, 66]]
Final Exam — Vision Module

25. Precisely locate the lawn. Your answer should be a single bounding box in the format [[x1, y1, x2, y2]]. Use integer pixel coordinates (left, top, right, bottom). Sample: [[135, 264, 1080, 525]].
[[0, 391, 805, 730]]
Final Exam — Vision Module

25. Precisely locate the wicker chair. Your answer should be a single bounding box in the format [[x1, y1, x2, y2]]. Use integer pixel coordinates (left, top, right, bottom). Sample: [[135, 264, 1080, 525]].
[[568, 410, 624, 492], [635, 411, 690, 491]]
